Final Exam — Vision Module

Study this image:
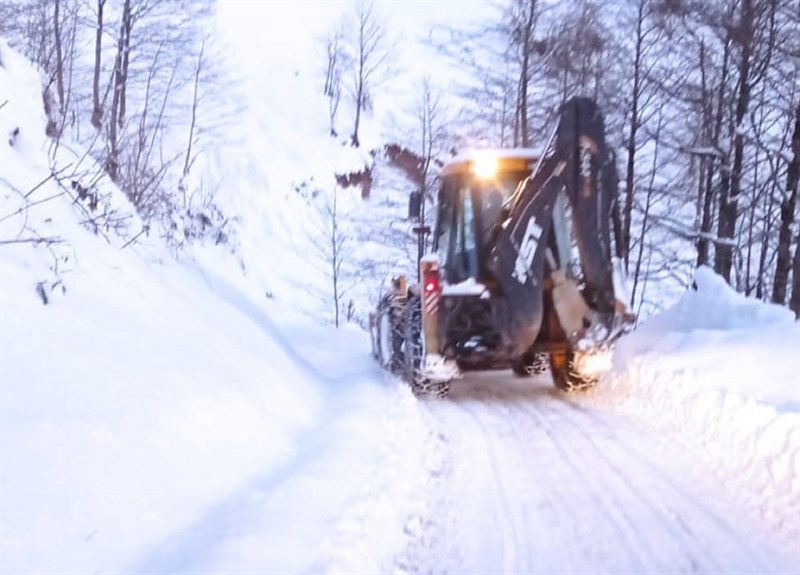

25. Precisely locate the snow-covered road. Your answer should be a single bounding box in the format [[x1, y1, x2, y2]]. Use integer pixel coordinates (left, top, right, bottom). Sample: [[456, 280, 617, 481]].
[[395, 373, 793, 575]]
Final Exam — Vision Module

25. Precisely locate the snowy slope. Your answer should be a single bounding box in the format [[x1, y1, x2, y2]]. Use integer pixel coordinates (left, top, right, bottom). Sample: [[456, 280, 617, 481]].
[[0, 39, 313, 572]]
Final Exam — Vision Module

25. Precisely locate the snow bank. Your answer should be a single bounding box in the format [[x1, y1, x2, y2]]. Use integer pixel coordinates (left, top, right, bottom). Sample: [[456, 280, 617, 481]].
[[616, 267, 799, 409], [0, 38, 319, 574], [587, 266, 800, 549]]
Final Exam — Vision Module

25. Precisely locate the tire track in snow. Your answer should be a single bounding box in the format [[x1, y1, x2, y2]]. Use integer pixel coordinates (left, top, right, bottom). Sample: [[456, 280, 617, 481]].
[[531, 389, 790, 573], [458, 400, 529, 573], [548, 396, 786, 573], [412, 380, 652, 574], [534, 396, 721, 574], [502, 393, 654, 574], [401, 374, 794, 574]]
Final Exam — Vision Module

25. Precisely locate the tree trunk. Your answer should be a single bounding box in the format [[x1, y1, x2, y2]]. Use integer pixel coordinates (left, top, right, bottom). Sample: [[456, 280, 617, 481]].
[[772, 103, 800, 304], [631, 110, 663, 307], [517, 0, 535, 148], [350, 12, 366, 148], [331, 189, 340, 327], [696, 37, 725, 269], [91, 0, 105, 129], [118, 0, 132, 129], [53, 0, 65, 116], [611, 191, 624, 260], [716, 0, 753, 283], [351, 38, 363, 147], [745, 145, 760, 296], [352, 79, 362, 147], [622, 0, 645, 270], [790, 228, 800, 317], [108, 47, 122, 181], [756, 179, 775, 298], [108, 0, 131, 183], [182, 40, 205, 181], [696, 159, 716, 267]]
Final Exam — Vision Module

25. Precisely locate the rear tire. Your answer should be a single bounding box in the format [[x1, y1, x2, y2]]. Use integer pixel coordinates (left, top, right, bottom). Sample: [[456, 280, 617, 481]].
[[549, 350, 598, 391], [375, 297, 402, 372], [403, 294, 449, 399]]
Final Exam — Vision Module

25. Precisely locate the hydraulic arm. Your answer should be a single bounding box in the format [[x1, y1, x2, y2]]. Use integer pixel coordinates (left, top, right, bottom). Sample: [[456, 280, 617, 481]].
[[490, 97, 619, 357]]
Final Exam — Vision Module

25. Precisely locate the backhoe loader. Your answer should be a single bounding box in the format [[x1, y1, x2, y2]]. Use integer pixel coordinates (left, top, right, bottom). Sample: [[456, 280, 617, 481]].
[[369, 97, 633, 397]]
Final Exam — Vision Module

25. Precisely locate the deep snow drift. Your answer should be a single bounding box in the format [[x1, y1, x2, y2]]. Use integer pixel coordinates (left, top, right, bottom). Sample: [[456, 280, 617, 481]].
[[585, 267, 800, 552]]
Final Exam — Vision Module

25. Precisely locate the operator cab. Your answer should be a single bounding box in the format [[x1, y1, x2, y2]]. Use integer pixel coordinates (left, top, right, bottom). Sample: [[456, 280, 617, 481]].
[[434, 149, 541, 289]]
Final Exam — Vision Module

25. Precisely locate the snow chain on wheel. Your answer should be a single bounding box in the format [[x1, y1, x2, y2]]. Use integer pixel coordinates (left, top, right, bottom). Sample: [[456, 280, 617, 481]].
[[530, 352, 549, 375], [412, 378, 450, 399], [375, 295, 404, 373], [403, 294, 449, 399], [549, 351, 598, 392], [512, 351, 550, 377]]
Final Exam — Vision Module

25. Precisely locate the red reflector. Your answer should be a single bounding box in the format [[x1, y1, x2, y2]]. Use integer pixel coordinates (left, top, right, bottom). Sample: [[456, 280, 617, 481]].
[[424, 273, 439, 294]]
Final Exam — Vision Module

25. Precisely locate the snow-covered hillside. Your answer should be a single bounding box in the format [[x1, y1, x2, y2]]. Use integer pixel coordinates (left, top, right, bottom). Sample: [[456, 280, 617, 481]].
[[2, 11, 799, 575]]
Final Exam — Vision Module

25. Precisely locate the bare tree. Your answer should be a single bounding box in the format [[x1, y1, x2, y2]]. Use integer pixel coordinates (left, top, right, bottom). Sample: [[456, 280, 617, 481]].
[[414, 77, 448, 260], [772, 103, 799, 305], [429, 1, 537, 148], [507, 0, 540, 146], [91, 0, 107, 129], [306, 187, 353, 327], [541, 0, 610, 103], [695, 28, 733, 270], [53, 0, 65, 113], [349, 1, 390, 147], [716, 0, 754, 282], [630, 108, 665, 309], [418, 78, 445, 197], [1, 0, 77, 137], [107, 0, 133, 182], [323, 24, 345, 137], [618, 0, 662, 270], [182, 38, 206, 182], [130, 51, 168, 205]]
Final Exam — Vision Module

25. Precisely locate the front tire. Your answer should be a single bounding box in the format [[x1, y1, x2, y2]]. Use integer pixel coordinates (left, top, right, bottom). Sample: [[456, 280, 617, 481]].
[[549, 350, 598, 391]]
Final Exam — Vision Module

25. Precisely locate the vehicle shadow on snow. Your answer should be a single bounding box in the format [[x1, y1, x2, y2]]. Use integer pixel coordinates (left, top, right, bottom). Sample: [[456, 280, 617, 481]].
[[192, 265, 377, 386], [443, 371, 567, 405]]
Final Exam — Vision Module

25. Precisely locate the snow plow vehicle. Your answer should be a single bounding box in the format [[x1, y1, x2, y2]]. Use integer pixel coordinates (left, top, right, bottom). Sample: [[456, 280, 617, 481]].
[[369, 97, 634, 397]]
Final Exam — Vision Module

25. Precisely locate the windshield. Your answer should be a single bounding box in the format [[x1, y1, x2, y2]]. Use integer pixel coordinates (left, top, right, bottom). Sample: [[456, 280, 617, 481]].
[[474, 170, 531, 248], [436, 170, 532, 285]]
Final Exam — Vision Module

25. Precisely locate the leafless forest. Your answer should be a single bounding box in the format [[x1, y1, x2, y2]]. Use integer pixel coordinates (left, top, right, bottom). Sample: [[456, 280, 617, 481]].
[[2, 0, 798, 318]]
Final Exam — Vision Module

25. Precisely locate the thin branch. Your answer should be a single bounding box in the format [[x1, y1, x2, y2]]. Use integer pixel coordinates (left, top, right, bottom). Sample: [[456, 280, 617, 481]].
[[0, 190, 67, 223], [0, 237, 64, 245], [121, 225, 148, 249]]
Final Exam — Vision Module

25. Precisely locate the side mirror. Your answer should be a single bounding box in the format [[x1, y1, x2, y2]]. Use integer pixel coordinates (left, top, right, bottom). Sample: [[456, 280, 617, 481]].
[[408, 191, 421, 220]]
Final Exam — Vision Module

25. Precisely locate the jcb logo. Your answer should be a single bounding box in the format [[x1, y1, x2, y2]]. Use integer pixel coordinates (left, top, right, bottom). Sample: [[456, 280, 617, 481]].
[[513, 217, 543, 284]]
